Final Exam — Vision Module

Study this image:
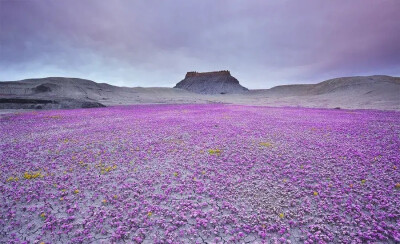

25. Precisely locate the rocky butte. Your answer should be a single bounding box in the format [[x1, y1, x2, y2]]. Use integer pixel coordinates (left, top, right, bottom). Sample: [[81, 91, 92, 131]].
[[174, 70, 249, 94]]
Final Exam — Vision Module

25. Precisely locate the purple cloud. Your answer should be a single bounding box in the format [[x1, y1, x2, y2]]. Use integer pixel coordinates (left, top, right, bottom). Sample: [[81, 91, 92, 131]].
[[1, 0, 399, 88]]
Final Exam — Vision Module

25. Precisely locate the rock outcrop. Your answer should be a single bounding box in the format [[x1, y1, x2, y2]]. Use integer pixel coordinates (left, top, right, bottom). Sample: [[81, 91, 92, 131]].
[[174, 70, 249, 94], [0, 77, 107, 109]]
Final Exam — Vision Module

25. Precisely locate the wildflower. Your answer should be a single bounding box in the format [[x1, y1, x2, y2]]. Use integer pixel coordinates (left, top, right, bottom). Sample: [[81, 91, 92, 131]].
[[260, 142, 272, 147], [208, 149, 221, 155], [3, 102, 399, 242], [23, 172, 32, 180], [23, 171, 43, 180], [7, 176, 18, 182]]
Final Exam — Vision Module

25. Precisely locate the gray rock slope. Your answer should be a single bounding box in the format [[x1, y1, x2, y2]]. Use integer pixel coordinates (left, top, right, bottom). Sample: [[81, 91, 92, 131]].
[[246, 75, 400, 110], [259, 75, 400, 96], [0, 75, 399, 110], [0, 78, 107, 109], [174, 71, 249, 94], [0, 77, 202, 109]]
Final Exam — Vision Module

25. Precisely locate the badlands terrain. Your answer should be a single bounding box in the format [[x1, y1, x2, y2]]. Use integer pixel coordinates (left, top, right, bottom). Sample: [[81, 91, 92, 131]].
[[1, 73, 399, 243], [0, 73, 399, 110]]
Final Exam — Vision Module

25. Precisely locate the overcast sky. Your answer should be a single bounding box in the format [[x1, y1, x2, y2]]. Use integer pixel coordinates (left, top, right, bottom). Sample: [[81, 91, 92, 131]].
[[1, 0, 399, 88]]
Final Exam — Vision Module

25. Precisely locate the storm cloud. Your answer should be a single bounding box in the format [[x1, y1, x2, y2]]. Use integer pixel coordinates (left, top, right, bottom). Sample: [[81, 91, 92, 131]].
[[1, 0, 399, 88]]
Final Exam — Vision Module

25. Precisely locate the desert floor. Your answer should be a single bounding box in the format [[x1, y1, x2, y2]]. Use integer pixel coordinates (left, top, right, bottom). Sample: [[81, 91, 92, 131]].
[[1, 104, 399, 243]]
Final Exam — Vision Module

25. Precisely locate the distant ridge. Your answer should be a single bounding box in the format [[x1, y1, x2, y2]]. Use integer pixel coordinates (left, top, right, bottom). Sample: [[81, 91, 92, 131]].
[[0, 75, 399, 110], [174, 70, 249, 94], [254, 75, 400, 96]]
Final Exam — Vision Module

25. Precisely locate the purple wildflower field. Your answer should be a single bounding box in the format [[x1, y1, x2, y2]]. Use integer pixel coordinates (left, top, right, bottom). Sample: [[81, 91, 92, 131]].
[[1, 104, 399, 243]]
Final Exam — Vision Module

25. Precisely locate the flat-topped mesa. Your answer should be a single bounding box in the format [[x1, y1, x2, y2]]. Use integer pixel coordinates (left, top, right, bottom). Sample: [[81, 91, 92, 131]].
[[185, 70, 231, 78], [175, 70, 248, 94]]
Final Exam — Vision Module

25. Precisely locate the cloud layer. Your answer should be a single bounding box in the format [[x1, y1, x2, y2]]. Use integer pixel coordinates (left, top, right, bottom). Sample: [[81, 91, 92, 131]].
[[1, 0, 400, 88]]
